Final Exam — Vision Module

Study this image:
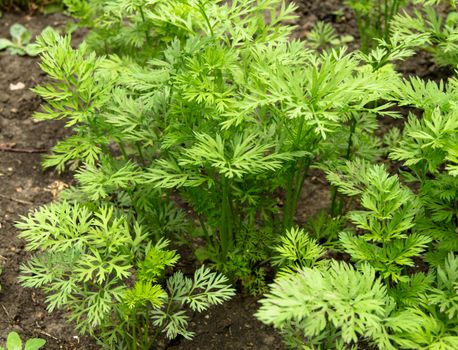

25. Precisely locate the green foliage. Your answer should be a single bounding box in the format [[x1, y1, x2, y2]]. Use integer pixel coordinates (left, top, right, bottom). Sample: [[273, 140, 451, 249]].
[[19, 0, 458, 348], [259, 240, 458, 349], [429, 253, 458, 319], [391, 253, 458, 349], [272, 227, 325, 275], [0, 332, 45, 350], [31, 0, 399, 290], [305, 21, 354, 50], [345, 0, 409, 52], [328, 161, 431, 282], [257, 261, 418, 350], [0, 24, 40, 56], [391, 79, 458, 176], [31, 28, 111, 171], [17, 202, 148, 332], [17, 202, 234, 349], [392, 0, 458, 67], [416, 174, 458, 265], [303, 210, 347, 248], [390, 76, 458, 266]]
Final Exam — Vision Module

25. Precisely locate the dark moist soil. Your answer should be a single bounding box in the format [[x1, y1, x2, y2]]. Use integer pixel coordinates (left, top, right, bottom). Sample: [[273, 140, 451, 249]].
[[293, 0, 454, 81], [0, 1, 449, 349], [0, 12, 98, 350]]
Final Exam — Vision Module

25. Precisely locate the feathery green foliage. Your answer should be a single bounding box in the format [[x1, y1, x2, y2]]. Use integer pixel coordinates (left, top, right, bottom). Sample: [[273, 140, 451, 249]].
[[17, 202, 234, 349], [30, 0, 400, 284], [272, 227, 325, 275], [392, 0, 458, 68], [390, 76, 458, 266], [328, 161, 431, 282], [345, 0, 409, 52], [257, 261, 420, 350]]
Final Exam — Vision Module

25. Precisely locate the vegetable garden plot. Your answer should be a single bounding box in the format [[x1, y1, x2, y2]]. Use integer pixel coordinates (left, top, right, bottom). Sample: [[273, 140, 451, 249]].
[[1, 0, 458, 349]]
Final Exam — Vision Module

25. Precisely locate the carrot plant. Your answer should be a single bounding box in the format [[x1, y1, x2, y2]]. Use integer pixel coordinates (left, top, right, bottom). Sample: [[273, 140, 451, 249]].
[[327, 160, 431, 282], [257, 33, 458, 348], [17, 202, 234, 349], [390, 74, 458, 266], [345, 0, 410, 52], [28, 0, 398, 291], [392, 0, 458, 68]]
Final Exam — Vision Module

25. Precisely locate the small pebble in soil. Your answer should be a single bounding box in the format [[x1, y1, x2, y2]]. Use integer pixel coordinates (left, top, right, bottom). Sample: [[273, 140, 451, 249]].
[[9, 82, 26, 91]]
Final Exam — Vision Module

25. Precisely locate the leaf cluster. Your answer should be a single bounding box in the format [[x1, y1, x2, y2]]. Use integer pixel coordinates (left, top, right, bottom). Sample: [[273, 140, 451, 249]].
[[0, 23, 40, 56], [16, 202, 234, 349]]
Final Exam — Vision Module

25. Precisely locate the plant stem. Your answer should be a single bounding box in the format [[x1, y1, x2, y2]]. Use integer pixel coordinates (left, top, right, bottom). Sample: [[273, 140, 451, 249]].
[[330, 117, 357, 217], [283, 170, 295, 229], [198, 214, 213, 247], [345, 117, 357, 160], [136, 142, 146, 165], [118, 141, 129, 162], [292, 158, 311, 213], [132, 322, 138, 350], [220, 176, 233, 260], [139, 6, 151, 44], [143, 318, 149, 349], [198, 1, 214, 37], [355, 13, 368, 53], [384, 0, 389, 41], [283, 157, 311, 230]]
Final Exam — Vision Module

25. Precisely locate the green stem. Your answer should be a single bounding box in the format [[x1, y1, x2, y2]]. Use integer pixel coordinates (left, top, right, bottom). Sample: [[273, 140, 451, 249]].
[[118, 141, 129, 162], [142, 317, 149, 349], [197, 1, 214, 37], [283, 157, 312, 230], [364, 12, 371, 51], [330, 186, 338, 217], [132, 322, 138, 350], [283, 170, 295, 229], [384, 0, 389, 41], [198, 214, 213, 247], [292, 158, 311, 212], [355, 12, 368, 53], [387, 0, 401, 39], [220, 176, 233, 260], [330, 117, 357, 217], [376, 0, 382, 36], [345, 117, 357, 160], [136, 142, 146, 165], [139, 6, 151, 44]]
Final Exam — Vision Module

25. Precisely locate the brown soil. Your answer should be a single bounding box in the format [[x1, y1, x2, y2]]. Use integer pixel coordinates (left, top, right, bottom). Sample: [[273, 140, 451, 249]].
[[0, 12, 98, 350]]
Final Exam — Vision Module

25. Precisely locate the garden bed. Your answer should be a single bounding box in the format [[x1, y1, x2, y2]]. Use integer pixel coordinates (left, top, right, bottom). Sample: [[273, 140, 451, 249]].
[[0, 10, 311, 350], [0, 1, 455, 349]]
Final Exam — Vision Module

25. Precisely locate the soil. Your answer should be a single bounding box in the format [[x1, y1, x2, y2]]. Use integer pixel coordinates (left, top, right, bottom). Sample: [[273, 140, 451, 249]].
[[0, 1, 450, 349]]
